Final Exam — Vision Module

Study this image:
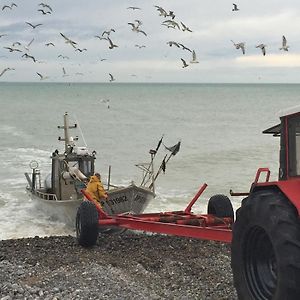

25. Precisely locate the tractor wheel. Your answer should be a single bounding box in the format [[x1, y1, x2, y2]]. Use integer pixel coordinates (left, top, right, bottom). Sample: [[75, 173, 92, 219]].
[[76, 201, 99, 247], [207, 194, 234, 220], [231, 191, 300, 300]]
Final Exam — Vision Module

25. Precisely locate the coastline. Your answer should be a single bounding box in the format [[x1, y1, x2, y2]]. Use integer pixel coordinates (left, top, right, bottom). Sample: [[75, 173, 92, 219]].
[[0, 232, 237, 299]]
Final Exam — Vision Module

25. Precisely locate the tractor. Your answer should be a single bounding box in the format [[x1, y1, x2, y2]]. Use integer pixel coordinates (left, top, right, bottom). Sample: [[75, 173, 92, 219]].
[[231, 107, 300, 299]]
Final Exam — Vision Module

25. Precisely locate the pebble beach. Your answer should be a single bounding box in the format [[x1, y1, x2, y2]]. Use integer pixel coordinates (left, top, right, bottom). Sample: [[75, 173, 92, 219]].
[[0, 232, 237, 300]]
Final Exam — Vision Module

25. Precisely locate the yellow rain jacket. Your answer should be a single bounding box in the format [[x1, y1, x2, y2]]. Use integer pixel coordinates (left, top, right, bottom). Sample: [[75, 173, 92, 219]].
[[85, 175, 108, 203]]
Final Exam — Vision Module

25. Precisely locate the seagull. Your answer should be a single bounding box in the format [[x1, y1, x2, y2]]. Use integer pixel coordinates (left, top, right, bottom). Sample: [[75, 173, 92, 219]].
[[162, 20, 180, 30], [107, 37, 118, 49], [45, 42, 55, 47], [60, 33, 77, 48], [135, 44, 146, 48], [231, 40, 245, 55], [36, 72, 49, 80], [12, 41, 21, 47], [256, 43, 267, 56], [75, 47, 87, 52], [128, 22, 147, 36], [168, 11, 176, 19], [3, 46, 22, 52], [181, 58, 188, 68], [109, 73, 115, 82], [39, 3, 53, 11], [2, 3, 17, 10], [127, 6, 141, 10], [58, 54, 69, 59], [38, 9, 51, 15], [99, 58, 107, 61], [0, 67, 15, 77], [154, 5, 168, 17], [24, 38, 34, 51], [22, 53, 36, 62], [190, 50, 199, 63], [279, 35, 289, 51], [62, 67, 69, 77], [179, 43, 192, 52], [232, 3, 239, 11], [102, 29, 115, 36], [180, 22, 192, 32], [167, 41, 180, 48], [26, 22, 43, 29], [0, 34, 7, 38]]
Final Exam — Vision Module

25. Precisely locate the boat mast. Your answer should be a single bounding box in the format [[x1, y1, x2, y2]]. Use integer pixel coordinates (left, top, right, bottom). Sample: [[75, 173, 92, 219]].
[[58, 112, 77, 152]]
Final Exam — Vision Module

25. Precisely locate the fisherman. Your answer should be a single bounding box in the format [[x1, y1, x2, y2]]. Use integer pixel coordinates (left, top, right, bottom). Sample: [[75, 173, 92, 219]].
[[85, 172, 108, 205]]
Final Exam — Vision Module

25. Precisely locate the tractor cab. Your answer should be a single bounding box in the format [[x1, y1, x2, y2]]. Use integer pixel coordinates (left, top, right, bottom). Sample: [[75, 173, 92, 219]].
[[263, 108, 300, 181]]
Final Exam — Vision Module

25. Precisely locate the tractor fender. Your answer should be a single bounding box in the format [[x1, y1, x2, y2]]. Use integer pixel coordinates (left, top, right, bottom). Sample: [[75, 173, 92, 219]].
[[252, 179, 300, 216]]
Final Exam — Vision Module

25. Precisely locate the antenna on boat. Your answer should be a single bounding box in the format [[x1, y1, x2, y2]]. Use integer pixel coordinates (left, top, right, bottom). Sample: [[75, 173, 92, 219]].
[[74, 114, 88, 147]]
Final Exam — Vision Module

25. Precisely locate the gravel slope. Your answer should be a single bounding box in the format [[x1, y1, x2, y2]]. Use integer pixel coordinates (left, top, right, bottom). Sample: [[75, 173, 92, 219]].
[[0, 232, 237, 300]]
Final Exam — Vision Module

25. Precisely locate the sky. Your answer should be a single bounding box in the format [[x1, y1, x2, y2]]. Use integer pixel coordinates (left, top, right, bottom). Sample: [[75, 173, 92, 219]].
[[0, 0, 300, 83]]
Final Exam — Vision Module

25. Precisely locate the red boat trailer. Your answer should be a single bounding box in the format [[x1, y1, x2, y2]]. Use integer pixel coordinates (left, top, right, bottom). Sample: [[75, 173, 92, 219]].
[[79, 183, 233, 244]]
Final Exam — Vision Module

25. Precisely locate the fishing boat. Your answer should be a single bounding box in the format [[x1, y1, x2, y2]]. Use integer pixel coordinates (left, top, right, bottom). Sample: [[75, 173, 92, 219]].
[[25, 112, 180, 227]]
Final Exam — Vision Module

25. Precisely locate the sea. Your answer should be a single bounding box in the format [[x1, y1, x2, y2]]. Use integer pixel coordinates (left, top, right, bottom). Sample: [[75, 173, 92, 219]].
[[1, 82, 300, 240]]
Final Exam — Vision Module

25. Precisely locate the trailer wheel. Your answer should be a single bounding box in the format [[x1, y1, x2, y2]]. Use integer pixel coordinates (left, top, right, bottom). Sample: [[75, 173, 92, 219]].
[[231, 191, 300, 300], [76, 201, 99, 247], [207, 194, 234, 220]]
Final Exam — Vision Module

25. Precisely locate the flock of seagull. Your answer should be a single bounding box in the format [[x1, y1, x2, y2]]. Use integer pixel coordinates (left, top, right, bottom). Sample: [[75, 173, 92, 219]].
[[0, 2, 292, 81]]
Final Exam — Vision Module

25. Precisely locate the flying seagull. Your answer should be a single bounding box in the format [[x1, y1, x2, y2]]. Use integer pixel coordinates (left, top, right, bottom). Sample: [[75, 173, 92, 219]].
[[3, 46, 22, 52], [231, 40, 245, 55], [102, 29, 115, 36], [256, 43, 267, 56], [36, 72, 49, 80], [22, 53, 36, 62], [181, 58, 188, 68], [2, 3, 17, 10], [38, 9, 51, 15], [26, 22, 43, 29], [180, 22, 192, 32], [107, 37, 118, 49], [0, 67, 15, 77], [39, 3, 53, 11], [60, 32, 77, 48], [232, 3, 239, 11], [179, 43, 192, 52], [127, 6, 141, 10], [279, 35, 289, 51], [162, 20, 180, 30], [0, 34, 7, 38], [109, 73, 115, 82], [167, 41, 180, 48], [190, 50, 199, 63], [154, 5, 168, 17], [45, 42, 55, 47]]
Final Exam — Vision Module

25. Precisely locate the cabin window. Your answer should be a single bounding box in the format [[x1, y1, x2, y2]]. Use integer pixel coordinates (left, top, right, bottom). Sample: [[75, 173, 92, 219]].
[[79, 160, 93, 176], [288, 114, 300, 177]]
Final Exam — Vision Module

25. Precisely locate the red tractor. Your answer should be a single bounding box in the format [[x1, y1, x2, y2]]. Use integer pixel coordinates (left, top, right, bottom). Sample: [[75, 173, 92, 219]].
[[76, 108, 300, 300], [231, 108, 300, 299]]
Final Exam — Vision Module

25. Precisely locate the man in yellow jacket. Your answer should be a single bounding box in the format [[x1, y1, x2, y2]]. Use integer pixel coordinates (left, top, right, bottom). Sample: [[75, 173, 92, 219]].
[[85, 173, 108, 206]]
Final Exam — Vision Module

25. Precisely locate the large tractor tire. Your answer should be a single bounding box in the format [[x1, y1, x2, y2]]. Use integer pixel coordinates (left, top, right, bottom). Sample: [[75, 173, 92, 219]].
[[207, 194, 234, 220], [76, 201, 99, 247], [231, 190, 300, 300]]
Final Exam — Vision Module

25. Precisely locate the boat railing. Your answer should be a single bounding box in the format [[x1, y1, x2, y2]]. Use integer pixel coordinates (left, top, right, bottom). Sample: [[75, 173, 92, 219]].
[[33, 189, 58, 201]]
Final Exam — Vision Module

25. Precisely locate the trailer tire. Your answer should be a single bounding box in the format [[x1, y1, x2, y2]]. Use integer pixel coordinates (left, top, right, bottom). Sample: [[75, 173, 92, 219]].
[[231, 191, 300, 300], [207, 194, 234, 220], [76, 201, 99, 247]]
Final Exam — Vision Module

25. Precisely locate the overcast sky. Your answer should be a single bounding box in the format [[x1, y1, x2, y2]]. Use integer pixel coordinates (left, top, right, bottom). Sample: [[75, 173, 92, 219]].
[[0, 0, 300, 83]]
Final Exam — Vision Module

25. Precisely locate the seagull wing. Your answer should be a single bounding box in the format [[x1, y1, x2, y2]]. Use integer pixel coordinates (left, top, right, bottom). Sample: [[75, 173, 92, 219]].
[[36, 72, 43, 79], [0, 68, 9, 77]]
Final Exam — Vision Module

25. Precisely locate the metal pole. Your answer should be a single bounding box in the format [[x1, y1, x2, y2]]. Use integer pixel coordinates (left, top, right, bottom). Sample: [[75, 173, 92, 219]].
[[108, 165, 111, 190]]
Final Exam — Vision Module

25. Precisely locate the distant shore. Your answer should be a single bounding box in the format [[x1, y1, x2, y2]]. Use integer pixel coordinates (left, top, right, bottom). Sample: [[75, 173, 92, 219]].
[[0, 232, 237, 299]]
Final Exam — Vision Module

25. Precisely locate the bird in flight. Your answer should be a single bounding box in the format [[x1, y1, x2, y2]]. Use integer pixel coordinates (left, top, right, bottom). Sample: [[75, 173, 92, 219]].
[[2, 3, 17, 10], [190, 50, 199, 63], [109, 73, 115, 82], [3, 46, 22, 52], [231, 40, 245, 55], [0, 34, 7, 38], [39, 3, 53, 11], [135, 44, 146, 49], [179, 43, 192, 52], [38, 9, 51, 15], [60, 33, 77, 48], [232, 3, 239, 11], [107, 37, 118, 49], [180, 22, 192, 32], [26, 22, 43, 29], [181, 58, 188, 68], [102, 29, 115, 36], [154, 5, 168, 17], [128, 22, 147, 36], [167, 41, 180, 48], [279, 35, 289, 51], [127, 6, 141, 10], [0, 67, 15, 77], [162, 20, 180, 30], [45, 42, 55, 47], [22, 53, 36, 62], [75, 47, 87, 52], [256, 43, 267, 56], [36, 72, 49, 80]]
